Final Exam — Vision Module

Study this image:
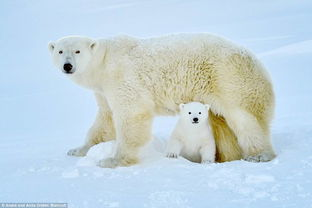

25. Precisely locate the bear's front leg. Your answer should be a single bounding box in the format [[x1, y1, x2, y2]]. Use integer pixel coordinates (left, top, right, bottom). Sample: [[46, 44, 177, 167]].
[[98, 110, 154, 168], [68, 93, 115, 157], [200, 143, 216, 164], [166, 137, 183, 159]]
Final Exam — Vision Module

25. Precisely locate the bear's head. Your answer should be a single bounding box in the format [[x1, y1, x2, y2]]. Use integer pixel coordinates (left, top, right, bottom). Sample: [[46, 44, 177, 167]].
[[48, 36, 98, 75], [179, 102, 210, 125]]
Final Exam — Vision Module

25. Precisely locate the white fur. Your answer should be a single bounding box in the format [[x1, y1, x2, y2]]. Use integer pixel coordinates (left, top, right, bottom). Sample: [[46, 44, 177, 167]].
[[48, 33, 275, 168], [166, 102, 216, 163]]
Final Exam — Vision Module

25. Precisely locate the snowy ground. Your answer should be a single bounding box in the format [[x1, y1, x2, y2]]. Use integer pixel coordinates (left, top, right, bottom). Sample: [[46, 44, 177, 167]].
[[1, 0, 312, 207]]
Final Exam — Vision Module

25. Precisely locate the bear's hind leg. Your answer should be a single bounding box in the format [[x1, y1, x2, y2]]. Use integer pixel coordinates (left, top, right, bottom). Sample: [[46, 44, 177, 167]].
[[224, 108, 275, 162]]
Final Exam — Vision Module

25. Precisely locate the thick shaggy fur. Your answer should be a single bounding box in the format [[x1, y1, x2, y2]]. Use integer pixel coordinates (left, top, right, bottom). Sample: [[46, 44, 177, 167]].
[[166, 102, 216, 163], [49, 33, 275, 167]]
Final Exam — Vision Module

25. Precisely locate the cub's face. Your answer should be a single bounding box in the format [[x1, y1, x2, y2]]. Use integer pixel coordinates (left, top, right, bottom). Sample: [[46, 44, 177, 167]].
[[179, 102, 210, 125], [48, 37, 97, 75]]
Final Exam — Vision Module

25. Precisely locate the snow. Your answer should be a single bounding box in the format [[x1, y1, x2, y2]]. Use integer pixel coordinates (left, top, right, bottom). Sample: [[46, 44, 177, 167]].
[[1, 0, 312, 207], [258, 39, 312, 57]]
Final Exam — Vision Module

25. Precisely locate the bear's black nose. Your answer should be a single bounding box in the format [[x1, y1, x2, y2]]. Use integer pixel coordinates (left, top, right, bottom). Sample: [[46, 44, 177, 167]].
[[193, 117, 199, 122], [63, 63, 73, 73]]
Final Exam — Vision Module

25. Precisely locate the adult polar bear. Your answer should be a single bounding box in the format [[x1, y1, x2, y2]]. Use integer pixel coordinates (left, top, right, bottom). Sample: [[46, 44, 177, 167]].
[[48, 34, 275, 168]]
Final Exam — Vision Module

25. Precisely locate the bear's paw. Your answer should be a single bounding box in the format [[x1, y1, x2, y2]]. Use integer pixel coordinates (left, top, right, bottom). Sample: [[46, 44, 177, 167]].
[[67, 147, 88, 157], [201, 159, 214, 164], [166, 152, 178, 158], [244, 152, 276, 163], [97, 157, 119, 168]]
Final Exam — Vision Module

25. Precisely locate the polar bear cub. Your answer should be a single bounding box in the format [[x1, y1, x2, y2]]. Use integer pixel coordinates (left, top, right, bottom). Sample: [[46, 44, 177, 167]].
[[166, 102, 216, 163]]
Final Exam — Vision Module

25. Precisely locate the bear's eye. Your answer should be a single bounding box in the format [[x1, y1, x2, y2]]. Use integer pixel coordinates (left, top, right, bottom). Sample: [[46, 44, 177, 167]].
[[188, 112, 191, 114], [59, 50, 63, 54], [75, 50, 80, 54], [199, 112, 201, 114]]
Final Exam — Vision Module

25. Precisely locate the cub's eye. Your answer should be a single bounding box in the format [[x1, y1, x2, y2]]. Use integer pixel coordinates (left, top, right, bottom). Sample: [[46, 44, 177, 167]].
[[75, 50, 80, 54], [188, 112, 191, 114], [199, 112, 201, 114], [59, 50, 63, 54]]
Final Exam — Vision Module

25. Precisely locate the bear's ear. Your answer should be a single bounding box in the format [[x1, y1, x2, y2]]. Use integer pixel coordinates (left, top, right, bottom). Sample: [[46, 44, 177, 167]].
[[90, 40, 98, 51], [48, 42, 55, 53], [205, 104, 210, 110], [179, 103, 185, 110]]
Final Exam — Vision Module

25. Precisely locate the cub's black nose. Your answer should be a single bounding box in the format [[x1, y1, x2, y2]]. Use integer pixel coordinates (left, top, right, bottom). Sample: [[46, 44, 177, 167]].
[[63, 63, 73, 73], [193, 117, 199, 122]]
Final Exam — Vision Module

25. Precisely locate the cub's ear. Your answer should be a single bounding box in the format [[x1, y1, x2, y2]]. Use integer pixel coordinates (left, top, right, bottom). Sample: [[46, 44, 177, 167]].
[[90, 40, 98, 51], [179, 103, 185, 110], [205, 104, 210, 110], [48, 42, 55, 53]]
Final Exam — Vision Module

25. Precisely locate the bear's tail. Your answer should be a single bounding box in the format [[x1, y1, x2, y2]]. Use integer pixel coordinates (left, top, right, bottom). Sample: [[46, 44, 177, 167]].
[[209, 110, 242, 162]]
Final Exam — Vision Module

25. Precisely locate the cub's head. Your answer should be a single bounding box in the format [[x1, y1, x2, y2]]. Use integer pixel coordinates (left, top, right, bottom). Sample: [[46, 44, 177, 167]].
[[48, 36, 98, 75], [179, 102, 210, 125]]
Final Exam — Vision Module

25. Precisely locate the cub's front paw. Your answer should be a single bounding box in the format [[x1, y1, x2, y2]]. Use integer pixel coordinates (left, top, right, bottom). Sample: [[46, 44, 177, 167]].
[[67, 147, 87, 157], [166, 152, 178, 158], [97, 157, 119, 168], [201, 159, 214, 164]]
